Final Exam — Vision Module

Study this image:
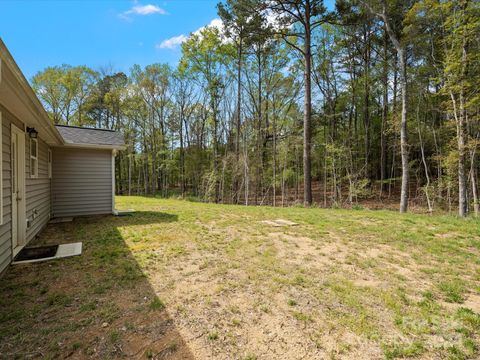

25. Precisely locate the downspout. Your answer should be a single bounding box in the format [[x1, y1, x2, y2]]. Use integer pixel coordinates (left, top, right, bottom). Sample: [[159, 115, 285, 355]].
[[112, 149, 117, 213]]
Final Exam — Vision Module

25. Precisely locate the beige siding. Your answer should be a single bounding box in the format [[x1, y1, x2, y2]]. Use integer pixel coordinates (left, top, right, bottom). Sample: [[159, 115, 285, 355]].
[[52, 148, 113, 217], [0, 104, 51, 274]]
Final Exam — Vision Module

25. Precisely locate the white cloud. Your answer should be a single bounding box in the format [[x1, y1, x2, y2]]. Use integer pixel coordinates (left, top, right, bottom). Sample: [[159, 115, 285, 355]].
[[156, 18, 224, 50], [156, 34, 188, 49], [202, 18, 224, 33], [193, 18, 224, 37], [119, 2, 167, 20], [129, 4, 166, 15]]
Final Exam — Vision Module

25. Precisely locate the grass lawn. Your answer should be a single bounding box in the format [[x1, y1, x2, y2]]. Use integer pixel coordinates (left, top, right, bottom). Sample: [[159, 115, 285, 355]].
[[1, 196, 480, 359]]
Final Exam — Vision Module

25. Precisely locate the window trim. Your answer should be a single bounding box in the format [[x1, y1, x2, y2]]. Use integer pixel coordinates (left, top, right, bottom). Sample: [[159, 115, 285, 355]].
[[48, 149, 52, 179], [30, 138, 38, 179]]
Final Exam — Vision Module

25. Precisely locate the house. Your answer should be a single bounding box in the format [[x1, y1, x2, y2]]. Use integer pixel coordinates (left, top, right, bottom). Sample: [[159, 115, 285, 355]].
[[0, 39, 125, 274]]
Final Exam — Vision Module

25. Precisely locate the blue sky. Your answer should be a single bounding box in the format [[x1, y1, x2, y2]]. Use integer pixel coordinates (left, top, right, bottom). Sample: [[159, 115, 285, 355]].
[[0, 0, 219, 79], [0, 0, 334, 81]]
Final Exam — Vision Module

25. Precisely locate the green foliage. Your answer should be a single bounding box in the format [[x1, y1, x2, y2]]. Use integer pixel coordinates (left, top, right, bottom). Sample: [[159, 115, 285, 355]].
[[30, 0, 480, 214], [32, 65, 97, 125]]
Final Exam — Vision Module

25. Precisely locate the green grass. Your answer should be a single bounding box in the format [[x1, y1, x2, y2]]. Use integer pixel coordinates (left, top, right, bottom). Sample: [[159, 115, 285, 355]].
[[0, 196, 479, 359], [149, 297, 165, 311], [439, 279, 466, 303], [287, 299, 297, 306], [384, 341, 425, 359], [208, 331, 219, 340]]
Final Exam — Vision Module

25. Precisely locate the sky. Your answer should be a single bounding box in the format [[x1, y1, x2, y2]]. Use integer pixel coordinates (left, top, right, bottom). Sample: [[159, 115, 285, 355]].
[[0, 0, 334, 81]]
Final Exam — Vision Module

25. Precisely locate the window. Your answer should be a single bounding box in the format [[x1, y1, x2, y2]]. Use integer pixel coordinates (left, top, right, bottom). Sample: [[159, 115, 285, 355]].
[[48, 149, 52, 179], [30, 138, 38, 179]]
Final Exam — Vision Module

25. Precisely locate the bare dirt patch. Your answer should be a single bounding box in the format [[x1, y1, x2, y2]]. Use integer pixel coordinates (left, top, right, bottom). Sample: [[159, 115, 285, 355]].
[[147, 227, 405, 359], [260, 219, 299, 227]]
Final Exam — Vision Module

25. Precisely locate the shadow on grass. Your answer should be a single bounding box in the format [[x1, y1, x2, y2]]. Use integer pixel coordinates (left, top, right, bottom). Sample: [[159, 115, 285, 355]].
[[0, 211, 194, 359]]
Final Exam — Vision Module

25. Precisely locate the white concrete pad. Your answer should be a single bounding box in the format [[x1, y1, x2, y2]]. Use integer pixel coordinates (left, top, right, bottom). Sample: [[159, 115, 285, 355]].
[[12, 242, 82, 264], [56, 242, 82, 258], [113, 209, 135, 216]]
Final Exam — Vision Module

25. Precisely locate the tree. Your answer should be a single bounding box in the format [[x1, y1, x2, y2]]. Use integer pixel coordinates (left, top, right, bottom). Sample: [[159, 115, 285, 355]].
[[359, 0, 415, 213], [180, 26, 234, 202], [31, 0, 480, 217], [172, 70, 197, 196], [441, 0, 480, 217], [217, 0, 266, 202], [407, 0, 480, 217], [32, 66, 67, 124], [266, 0, 332, 206], [32, 65, 97, 125]]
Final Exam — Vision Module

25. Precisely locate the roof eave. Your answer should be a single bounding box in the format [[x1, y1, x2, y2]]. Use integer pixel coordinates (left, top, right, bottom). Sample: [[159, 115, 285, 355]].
[[0, 38, 65, 146], [54, 143, 126, 151]]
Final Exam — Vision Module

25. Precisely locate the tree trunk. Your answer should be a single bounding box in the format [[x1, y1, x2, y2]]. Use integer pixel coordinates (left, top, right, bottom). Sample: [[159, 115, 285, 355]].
[[472, 171, 479, 217], [380, 26, 388, 196], [470, 153, 479, 217], [180, 108, 185, 196], [128, 153, 132, 196], [234, 40, 243, 203], [212, 90, 220, 203], [458, 140, 467, 217], [303, 10, 313, 206], [363, 3, 409, 212], [456, 94, 468, 217], [450, 24, 469, 217], [398, 48, 409, 213], [389, 54, 398, 198], [256, 51, 263, 205], [417, 104, 433, 213], [457, 29, 469, 217], [243, 131, 249, 206], [363, 25, 371, 179], [272, 111, 277, 207]]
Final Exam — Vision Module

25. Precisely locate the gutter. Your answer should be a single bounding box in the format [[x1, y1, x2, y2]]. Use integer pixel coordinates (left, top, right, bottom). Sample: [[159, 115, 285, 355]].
[[52, 143, 126, 151]]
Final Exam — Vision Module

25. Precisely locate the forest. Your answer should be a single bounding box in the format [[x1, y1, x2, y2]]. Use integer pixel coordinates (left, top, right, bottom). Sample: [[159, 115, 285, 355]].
[[31, 0, 480, 216]]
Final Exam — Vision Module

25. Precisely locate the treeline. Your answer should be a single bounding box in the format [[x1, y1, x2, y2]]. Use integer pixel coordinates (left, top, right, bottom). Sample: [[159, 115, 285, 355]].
[[32, 0, 480, 216]]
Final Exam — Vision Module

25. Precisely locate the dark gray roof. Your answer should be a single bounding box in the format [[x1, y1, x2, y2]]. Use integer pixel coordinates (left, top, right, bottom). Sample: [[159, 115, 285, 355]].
[[55, 125, 125, 148]]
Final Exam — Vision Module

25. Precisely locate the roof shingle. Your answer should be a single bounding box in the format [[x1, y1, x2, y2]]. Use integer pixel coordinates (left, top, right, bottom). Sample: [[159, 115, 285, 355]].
[[55, 125, 125, 148]]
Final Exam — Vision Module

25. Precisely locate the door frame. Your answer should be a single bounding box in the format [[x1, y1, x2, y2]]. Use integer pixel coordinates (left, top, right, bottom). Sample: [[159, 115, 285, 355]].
[[11, 124, 26, 256]]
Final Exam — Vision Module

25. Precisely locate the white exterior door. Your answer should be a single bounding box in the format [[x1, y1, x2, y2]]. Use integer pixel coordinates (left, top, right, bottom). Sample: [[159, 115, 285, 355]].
[[11, 125, 25, 254]]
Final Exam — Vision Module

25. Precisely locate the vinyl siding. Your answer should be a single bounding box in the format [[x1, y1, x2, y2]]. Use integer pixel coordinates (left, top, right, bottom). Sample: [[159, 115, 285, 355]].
[[52, 148, 113, 217], [0, 104, 51, 274], [0, 109, 12, 274], [26, 137, 51, 242]]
